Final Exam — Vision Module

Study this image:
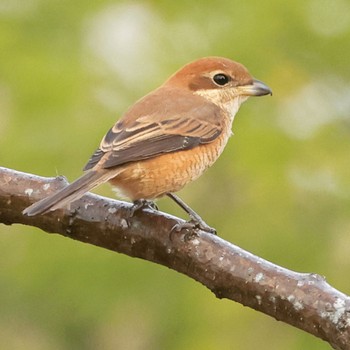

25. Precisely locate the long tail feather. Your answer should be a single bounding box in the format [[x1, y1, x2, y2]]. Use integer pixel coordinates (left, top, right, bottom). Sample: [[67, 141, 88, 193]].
[[23, 170, 113, 216]]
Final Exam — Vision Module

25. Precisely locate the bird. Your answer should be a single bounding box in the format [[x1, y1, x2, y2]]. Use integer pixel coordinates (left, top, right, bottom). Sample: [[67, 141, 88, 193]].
[[23, 56, 272, 233]]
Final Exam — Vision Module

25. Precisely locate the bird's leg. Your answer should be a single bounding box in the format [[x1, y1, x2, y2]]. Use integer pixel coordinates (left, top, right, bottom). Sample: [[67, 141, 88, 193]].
[[167, 193, 216, 234], [129, 199, 158, 217]]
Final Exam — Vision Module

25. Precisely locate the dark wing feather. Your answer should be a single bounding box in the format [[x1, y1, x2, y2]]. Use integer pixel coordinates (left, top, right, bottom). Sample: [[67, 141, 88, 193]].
[[101, 130, 222, 169], [83, 149, 105, 170], [83, 88, 223, 171]]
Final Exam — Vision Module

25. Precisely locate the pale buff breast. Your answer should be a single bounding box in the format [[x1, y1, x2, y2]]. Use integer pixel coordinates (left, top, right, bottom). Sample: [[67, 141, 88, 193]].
[[109, 127, 231, 201]]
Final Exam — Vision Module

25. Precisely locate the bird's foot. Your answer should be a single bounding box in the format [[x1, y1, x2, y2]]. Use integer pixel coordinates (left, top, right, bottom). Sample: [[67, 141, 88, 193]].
[[166, 193, 216, 238], [128, 199, 158, 217], [171, 218, 217, 240]]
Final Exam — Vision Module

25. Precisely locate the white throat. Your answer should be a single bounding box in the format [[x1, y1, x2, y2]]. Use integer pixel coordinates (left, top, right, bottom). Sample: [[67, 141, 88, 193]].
[[194, 89, 249, 121]]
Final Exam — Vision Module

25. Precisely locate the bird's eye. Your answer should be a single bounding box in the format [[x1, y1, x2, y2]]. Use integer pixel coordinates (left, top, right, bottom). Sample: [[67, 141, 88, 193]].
[[213, 73, 230, 86]]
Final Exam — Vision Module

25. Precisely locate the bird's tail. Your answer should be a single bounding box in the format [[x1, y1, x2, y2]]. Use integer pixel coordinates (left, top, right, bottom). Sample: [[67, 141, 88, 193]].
[[23, 170, 114, 216]]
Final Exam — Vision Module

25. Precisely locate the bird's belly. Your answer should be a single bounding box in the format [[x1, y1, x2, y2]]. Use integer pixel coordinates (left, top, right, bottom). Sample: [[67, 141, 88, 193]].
[[109, 140, 226, 201]]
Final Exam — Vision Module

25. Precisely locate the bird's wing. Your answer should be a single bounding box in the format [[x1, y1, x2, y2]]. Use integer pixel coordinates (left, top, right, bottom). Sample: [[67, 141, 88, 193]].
[[84, 91, 223, 171]]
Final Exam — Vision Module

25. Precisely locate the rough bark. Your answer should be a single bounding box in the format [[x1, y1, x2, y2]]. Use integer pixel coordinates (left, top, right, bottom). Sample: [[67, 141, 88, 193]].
[[1, 166, 350, 350]]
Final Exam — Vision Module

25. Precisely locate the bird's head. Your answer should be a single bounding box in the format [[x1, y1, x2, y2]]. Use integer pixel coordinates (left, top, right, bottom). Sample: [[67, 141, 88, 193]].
[[164, 57, 272, 115]]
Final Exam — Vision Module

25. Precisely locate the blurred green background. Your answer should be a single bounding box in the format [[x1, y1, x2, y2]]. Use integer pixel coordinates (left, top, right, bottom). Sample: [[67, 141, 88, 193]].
[[1, 0, 350, 349]]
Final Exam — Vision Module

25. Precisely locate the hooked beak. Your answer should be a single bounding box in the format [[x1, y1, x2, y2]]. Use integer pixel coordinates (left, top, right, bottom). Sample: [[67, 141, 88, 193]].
[[238, 79, 272, 97]]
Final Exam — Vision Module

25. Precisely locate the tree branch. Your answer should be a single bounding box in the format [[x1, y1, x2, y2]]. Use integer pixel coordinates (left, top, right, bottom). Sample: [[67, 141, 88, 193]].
[[1, 166, 350, 349]]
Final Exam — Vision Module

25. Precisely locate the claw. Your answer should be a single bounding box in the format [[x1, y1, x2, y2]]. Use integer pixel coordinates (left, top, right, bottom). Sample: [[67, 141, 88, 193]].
[[129, 199, 158, 217], [170, 219, 216, 241], [166, 193, 216, 237]]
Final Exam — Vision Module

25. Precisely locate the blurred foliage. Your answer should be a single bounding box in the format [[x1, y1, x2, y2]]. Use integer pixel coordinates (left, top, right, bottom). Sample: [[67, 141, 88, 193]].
[[1, 0, 350, 349]]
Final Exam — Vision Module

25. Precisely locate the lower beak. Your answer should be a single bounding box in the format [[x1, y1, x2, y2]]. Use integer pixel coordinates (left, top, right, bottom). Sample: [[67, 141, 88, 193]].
[[238, 79, 272, 97]]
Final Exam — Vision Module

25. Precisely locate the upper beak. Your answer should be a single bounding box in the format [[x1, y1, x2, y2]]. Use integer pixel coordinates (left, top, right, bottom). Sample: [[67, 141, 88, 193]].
[[238, 79, 272, 97]]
